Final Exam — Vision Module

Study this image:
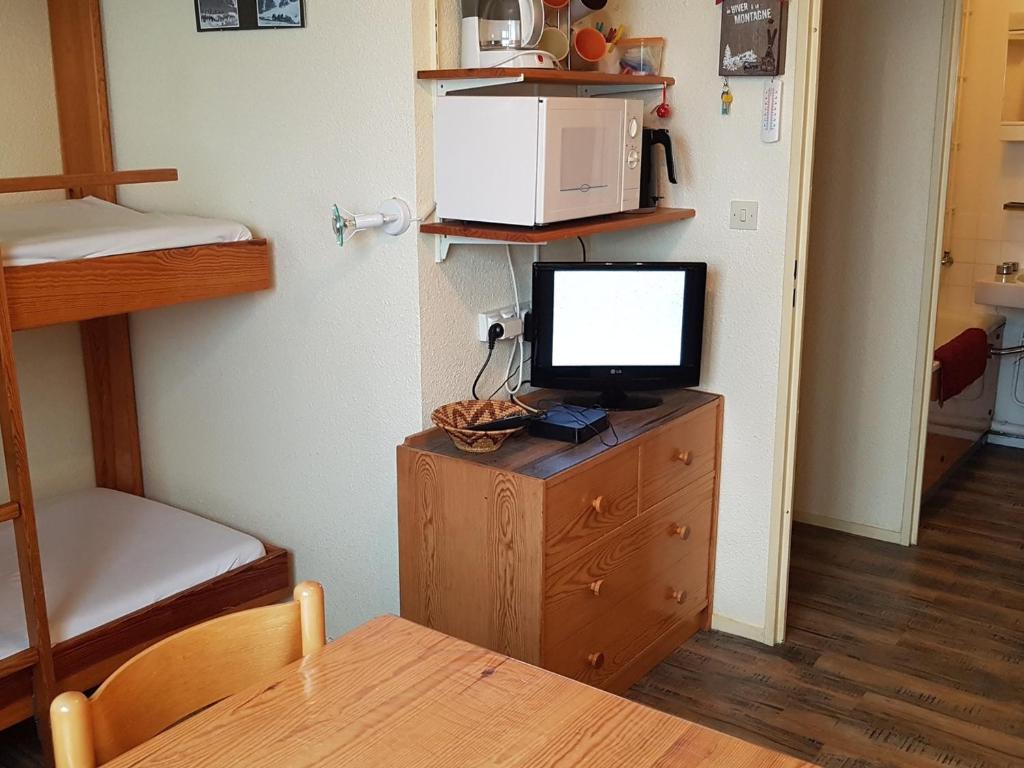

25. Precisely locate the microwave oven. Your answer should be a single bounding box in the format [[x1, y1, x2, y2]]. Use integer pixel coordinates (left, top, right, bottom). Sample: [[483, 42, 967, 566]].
[[435, 96, 644, 227]]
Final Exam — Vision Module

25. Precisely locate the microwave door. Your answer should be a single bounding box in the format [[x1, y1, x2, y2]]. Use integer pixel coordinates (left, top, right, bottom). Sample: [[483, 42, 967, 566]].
[[536, 99, 625, 225]]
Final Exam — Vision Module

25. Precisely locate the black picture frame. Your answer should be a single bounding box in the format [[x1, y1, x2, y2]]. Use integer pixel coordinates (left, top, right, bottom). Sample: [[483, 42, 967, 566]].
[[719, 0, 787, 77], [194, 0, 306, 32]]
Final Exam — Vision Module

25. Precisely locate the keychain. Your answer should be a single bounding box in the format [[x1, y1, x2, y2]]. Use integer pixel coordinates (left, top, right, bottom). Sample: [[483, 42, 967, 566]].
[[651, 84, 672, 119], [721, 79, 733, 115]]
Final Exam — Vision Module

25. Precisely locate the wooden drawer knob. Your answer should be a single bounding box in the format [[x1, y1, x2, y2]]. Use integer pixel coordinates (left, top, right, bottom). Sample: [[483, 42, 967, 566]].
[[669, 589, 689, 605], [590, 495, 606, 514], [587, 652, 605, 670], [675, 450, 694, 466], [671, 524, 692, 540]]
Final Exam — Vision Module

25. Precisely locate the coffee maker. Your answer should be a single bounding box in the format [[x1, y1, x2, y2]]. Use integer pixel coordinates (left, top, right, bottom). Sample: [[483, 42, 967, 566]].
[[461, 0, 556, 69], [639, 129, 678, 212]]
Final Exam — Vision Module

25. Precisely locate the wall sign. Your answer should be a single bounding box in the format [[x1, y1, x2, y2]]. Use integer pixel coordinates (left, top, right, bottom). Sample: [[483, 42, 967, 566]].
[[719, 0, 787, 77], [195, 0, 305, 32]]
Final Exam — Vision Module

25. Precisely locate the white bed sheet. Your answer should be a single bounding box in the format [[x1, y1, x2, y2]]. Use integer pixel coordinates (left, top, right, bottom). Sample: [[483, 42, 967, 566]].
[[0, 488, 266, 658], [0, 196, 252, 266]]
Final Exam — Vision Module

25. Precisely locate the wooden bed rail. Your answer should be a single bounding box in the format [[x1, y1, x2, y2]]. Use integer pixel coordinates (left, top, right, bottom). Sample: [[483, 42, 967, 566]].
[[0, 169, 178, 196]]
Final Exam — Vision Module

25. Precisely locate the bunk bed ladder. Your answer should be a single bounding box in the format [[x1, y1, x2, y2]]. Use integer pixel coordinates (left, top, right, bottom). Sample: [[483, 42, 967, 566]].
[[0, 269, 57, 761]]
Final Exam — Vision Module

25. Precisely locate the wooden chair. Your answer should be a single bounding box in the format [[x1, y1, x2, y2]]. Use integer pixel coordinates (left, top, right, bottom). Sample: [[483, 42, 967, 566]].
[[49, 581, 326, 768]]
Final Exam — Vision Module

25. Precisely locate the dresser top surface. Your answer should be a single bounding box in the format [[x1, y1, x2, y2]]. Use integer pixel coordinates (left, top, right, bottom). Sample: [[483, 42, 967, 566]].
[[404, 389, 721, 480]]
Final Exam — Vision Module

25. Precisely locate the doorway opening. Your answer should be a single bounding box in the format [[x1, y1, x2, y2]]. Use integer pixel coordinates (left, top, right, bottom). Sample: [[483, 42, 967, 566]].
[[778, 0, 1024, 643]]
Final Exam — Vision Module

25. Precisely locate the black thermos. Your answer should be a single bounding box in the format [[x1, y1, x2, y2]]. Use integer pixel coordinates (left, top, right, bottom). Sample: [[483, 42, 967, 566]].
[[639, 128, 678, 211]]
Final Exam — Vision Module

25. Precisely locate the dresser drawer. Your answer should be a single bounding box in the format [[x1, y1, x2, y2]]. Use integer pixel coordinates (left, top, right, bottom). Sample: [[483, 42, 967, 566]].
[[543, 473, 714, 660], [639, 404, 718, 510], [545, 449, 639, 566]]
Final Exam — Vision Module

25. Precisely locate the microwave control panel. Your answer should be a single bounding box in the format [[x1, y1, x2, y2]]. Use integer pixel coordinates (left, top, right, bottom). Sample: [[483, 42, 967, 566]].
[[622, 100, 645, 211]]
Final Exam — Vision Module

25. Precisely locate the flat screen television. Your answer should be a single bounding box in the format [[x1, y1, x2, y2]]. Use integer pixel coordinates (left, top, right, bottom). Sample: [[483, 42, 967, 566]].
[[530, 262, 707, 410]]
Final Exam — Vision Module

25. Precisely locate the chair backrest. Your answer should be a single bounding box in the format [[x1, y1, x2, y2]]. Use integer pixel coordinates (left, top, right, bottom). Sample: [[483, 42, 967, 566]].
[[51, 581, 325, 768]]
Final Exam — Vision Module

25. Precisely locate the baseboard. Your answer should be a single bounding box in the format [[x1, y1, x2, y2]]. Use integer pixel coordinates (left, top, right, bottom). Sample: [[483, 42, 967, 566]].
[[794, 512, 904, 545], [928, 424, 986, 441], [711, 613, 770, 645]]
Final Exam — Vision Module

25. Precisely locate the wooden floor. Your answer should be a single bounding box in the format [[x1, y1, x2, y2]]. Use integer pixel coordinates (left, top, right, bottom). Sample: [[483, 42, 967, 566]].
[[3, 445, 1022, 767], [629, 444, 1024, 768]]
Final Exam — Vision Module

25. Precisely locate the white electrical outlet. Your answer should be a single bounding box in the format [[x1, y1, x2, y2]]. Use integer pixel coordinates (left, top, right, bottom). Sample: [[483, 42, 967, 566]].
[[478, 302, 530, 342], [730, 201, 759, 231]]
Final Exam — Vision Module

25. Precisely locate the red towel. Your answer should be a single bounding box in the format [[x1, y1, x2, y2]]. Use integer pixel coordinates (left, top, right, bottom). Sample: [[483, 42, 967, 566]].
[[934, 328, 989, 404]]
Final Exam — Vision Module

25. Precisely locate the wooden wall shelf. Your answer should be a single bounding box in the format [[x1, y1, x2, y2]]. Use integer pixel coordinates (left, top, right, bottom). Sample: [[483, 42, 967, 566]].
[[418, 69, 675, 88], [423, 208, 696, 261]]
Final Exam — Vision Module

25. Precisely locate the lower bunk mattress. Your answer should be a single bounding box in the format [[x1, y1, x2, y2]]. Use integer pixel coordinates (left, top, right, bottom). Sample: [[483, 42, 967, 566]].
[[0, 488, 266, 659]]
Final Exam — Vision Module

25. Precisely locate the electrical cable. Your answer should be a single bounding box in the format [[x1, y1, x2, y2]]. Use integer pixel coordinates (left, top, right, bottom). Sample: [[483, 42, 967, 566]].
[[511, 390, 541, 414], [488, 360, 532, 400], [489, 48, 559, 68], [472, 346, 496, 402], [473, 323, 505, 401], [578, 236, 587, 262], [505, 245, 526, 395], [507, 245, 521, 312]]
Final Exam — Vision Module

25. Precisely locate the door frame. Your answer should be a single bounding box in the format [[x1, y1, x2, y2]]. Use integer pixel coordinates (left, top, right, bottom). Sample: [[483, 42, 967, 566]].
[[765, 0, 964, 643]]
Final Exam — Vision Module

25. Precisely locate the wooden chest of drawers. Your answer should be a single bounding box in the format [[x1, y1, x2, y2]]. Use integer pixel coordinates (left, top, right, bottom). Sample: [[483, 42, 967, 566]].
[[397, 390, 722, 693]]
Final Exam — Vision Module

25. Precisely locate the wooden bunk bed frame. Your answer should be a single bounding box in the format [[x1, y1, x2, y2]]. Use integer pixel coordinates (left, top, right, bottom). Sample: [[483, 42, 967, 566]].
[[0, 1, 290, 758]]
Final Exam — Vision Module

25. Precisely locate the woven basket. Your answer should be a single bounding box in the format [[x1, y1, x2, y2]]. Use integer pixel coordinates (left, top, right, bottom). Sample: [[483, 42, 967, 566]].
[[431, 400, 528, 454]]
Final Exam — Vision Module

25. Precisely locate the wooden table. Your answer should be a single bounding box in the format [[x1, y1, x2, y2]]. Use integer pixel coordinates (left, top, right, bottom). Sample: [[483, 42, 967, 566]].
[[105, 616, 813, 767]]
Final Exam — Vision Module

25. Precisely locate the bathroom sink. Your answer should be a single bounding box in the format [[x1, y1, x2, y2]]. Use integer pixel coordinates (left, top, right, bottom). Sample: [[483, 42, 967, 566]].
[[975, 277, 1024, 310]]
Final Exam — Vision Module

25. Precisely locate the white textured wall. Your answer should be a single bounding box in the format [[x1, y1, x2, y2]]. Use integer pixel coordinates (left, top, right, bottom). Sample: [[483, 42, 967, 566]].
[[795, 0, 947, 538], [0, 0, 95, 500], [100, 1, 423, 636], [417, 0, 799, 638]]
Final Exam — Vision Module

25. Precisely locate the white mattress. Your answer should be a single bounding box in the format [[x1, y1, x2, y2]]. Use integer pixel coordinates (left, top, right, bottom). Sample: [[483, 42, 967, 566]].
[[0, 488, 266, 658], [0, 196, 252, 266]]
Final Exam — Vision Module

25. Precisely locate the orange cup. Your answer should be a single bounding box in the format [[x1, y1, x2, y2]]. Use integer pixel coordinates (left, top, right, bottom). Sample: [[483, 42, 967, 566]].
[[544, 0, 570, 6], [572, 26, 608, 69]]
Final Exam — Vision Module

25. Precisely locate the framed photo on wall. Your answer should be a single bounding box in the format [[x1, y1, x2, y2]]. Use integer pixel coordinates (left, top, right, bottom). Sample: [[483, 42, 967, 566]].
[[195, 0, 305, 32], [719, 0, 787, 77]]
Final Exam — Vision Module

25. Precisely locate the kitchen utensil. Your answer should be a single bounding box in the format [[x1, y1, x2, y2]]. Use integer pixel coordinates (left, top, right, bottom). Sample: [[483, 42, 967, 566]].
[[638, 128, 677, 211], [619, 37, 665, 76], [569, 0, 607, 20], [538, 26, 571, 61], [461, 0, 555, 69], [571, 26, 607, 70]]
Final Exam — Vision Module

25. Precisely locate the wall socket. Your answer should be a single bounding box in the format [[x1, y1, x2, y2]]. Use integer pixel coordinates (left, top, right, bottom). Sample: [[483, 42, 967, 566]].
[[730, 201, 759, 231], [478, 302, 530, 342]]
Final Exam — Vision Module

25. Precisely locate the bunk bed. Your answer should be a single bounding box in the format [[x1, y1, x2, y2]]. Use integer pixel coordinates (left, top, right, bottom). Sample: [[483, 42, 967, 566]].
[[0, 170, 291, 739], [0, 1, 291, 758]]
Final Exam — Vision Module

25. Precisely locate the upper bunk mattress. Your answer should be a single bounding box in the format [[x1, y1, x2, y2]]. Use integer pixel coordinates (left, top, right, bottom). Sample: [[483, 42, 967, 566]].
[[0, 196, 252, 267], [0, 488, 266, 659]]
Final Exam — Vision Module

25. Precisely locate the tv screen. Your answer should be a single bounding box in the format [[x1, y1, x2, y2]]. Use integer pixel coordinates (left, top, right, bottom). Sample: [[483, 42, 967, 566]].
[[531, 262, 706, 410]]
